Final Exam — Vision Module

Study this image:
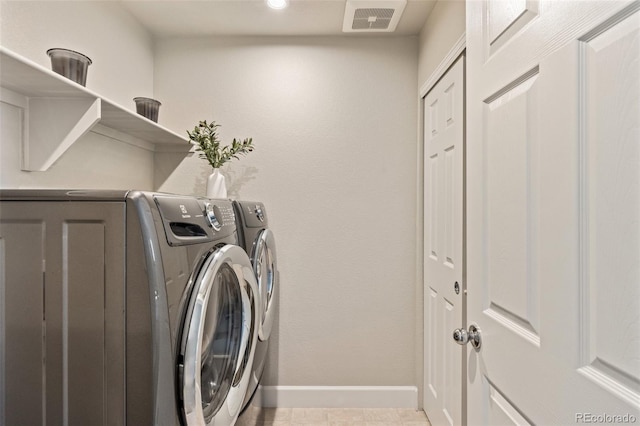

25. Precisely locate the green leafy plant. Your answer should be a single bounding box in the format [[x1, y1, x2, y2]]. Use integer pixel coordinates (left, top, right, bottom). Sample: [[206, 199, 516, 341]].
[[187, 120, 254, 169]]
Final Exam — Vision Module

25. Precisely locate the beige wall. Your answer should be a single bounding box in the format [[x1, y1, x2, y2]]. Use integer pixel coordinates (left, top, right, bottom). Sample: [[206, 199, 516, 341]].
[[1, 0, 440, 394], [0, 0, 155, 108], [417, 0, 466, 87], [0, 1, 157, 189], [155, 36, 420, 386]]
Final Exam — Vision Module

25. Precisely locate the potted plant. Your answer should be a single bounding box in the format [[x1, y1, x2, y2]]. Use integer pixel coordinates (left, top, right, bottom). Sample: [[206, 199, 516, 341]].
[[187, 120, 254, 198]]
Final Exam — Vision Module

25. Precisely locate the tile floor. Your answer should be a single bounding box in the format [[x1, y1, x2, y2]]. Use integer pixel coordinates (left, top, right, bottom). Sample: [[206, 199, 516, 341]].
[[236, 407, 432, 426]]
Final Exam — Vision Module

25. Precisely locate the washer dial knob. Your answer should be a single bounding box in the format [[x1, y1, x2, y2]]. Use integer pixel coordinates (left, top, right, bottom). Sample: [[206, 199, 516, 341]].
[[204, 202, 222, 231]]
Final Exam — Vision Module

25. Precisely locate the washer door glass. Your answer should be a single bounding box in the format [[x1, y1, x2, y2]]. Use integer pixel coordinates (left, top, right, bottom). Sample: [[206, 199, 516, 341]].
[[199, 263, 242, 420], [252, 228, 278, 341], [181, 245, 257, 425]]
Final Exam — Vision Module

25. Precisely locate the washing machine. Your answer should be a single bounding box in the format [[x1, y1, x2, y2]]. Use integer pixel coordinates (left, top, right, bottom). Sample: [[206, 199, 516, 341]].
[[0, 190, 259, 426], [232, 201, 278, 410]]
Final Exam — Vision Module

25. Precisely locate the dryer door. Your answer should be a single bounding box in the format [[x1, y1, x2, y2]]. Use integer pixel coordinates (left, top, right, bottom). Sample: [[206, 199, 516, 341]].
[[251, 229, 278, 342], [180, 245, 259, 426]]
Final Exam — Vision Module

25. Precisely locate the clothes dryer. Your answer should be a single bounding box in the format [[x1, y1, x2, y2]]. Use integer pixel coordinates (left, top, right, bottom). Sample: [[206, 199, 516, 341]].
[[0, 190, 258, 426], [232, 201, 278, 410]]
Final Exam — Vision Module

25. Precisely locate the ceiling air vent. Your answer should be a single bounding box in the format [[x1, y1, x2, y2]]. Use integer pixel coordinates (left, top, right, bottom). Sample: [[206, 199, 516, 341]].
[[343, 0, 407, 33]]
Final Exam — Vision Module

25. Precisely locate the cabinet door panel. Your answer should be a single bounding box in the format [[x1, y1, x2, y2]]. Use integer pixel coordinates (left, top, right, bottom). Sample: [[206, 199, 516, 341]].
[[0, 201, 125, 426]]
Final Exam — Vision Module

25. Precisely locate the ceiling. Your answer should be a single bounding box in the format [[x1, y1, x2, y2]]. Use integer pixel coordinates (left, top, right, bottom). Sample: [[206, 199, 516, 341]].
[[119, 0, 437, 38]]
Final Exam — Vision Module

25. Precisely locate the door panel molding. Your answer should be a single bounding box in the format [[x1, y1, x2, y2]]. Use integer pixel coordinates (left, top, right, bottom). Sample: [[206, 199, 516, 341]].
[[467, 0, 640, 423], [485, 0, 540, 56], [577, 4, 640, 409]]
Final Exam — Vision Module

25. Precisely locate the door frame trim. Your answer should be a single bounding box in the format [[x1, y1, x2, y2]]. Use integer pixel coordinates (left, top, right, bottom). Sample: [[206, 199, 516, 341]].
[[419, 33, 466, 98]]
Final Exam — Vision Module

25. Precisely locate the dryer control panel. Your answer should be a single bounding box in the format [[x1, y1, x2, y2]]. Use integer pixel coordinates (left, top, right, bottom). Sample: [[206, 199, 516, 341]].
[[154, 196, 236, 246], [238, 201, 268, 228]]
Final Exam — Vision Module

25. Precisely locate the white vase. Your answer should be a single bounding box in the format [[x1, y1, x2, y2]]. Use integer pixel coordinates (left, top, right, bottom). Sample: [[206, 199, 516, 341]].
[[206, 168, 227, 199]]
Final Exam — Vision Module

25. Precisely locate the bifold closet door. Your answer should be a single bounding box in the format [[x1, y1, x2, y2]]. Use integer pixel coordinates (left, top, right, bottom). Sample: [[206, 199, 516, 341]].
[[423, 55, 465, 426]]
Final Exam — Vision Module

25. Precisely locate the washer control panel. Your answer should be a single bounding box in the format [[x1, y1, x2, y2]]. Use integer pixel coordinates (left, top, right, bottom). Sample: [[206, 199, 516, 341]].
[[198, 199, 236, 237], [155, 196, 211, 246], [203, 202, 222, 231], [154, 195, 236, 245], [203, 202, 235, 228]]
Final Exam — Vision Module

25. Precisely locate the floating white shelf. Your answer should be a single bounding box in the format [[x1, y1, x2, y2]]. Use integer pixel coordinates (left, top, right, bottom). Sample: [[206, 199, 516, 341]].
[[0, 47, 190, 171]]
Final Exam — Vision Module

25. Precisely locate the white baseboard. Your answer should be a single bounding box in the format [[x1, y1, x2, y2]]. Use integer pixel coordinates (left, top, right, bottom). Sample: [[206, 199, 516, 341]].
[[255, 385, 418, 409]]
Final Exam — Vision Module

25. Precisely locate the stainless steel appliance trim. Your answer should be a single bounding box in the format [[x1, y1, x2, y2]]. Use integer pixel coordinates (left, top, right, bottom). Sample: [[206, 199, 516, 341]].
[[129, 192, 178, 425], [252, 229, 278, 342], [182, 245, 258, 426]]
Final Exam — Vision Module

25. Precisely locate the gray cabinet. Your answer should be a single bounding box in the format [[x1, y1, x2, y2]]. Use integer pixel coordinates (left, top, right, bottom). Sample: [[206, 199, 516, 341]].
[[0, 201, 126, 425]]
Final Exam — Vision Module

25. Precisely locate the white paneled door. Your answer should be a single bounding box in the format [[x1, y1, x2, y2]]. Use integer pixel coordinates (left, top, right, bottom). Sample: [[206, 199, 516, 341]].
[[467, 0, 640, 424], [424, 56, 464, 426]]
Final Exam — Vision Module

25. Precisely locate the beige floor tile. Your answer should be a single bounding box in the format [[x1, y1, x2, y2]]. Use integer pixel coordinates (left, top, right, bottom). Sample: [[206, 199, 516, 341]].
[[292, 408, 330, 423], [327, 422, 367, 426], [238, 406, 262, 421], [326, 408, 366, 422], [236, 422, 269, 426], [257, 408, 293, 422], [236, 408, 431, 426], [236, 416, 265, 426], [362, 409, 402, 423], [235, 416, 253, 426], [395, 409, 428, 423]]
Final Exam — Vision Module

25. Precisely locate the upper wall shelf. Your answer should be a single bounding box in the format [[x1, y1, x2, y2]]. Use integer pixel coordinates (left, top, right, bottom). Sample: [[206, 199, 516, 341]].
[[0, 47, 190, 171]]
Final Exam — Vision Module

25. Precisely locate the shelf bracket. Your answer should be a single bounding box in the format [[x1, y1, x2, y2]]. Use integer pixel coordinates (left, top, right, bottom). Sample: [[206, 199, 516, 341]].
[[22, 97, 101, 171]]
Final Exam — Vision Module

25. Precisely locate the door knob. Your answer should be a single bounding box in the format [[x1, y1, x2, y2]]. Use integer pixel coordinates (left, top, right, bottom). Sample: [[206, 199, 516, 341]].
[[452, 324, 481, 349]]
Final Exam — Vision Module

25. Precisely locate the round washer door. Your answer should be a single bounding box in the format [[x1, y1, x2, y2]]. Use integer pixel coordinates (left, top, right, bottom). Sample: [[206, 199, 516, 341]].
[[180, 245, 259, 426], [251, 229, 278, 342]]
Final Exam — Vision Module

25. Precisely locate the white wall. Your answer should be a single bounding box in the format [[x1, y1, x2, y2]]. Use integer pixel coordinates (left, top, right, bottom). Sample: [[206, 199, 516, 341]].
[[418, 0, 466, 86], [155, 36, 419, 386], [0, 0, 155, 108], [0, 1, 157, 189], [1, 0, 424, 393]]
